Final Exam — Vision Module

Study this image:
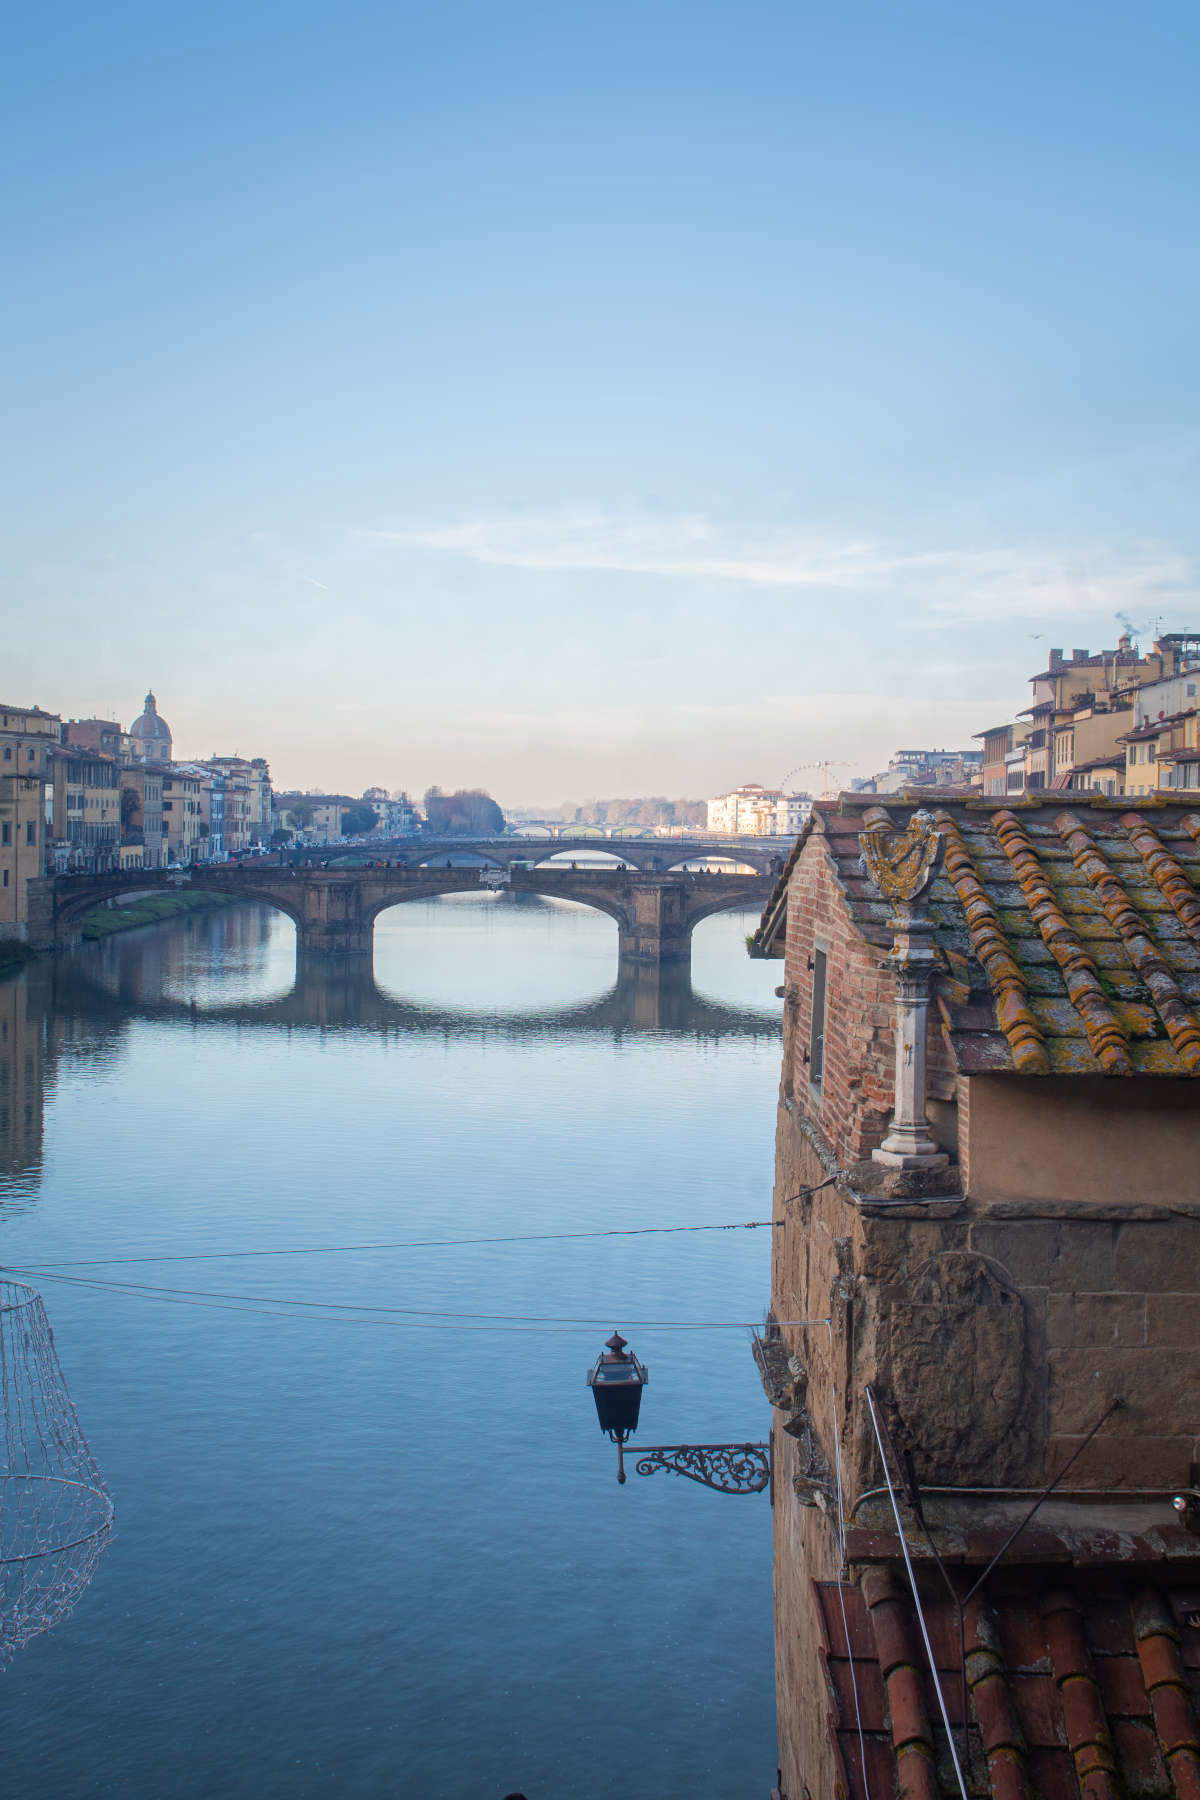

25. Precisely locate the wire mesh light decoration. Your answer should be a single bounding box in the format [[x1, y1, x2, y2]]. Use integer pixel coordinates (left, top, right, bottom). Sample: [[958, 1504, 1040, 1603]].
[[0, 1279, 112, 1661]]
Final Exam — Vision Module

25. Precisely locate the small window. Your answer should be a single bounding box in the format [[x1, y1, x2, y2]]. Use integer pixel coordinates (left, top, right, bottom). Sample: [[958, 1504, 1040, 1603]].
[[25, 822, 35, 845], [0, 824, 8, 846], [809, 947, 828, 1086]]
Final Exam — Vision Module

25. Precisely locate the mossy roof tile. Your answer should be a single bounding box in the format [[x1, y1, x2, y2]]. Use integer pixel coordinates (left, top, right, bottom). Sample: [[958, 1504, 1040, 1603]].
[[752, 793, 1200, 1077]]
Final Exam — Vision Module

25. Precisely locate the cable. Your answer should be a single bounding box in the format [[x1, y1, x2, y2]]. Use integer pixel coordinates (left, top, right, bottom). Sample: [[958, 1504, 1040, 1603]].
[[12, 1219, 783, 1270], [9, 1189, 838, 1272], [2, 1265, 830, 1332], [864, 1386, 969, 1800]]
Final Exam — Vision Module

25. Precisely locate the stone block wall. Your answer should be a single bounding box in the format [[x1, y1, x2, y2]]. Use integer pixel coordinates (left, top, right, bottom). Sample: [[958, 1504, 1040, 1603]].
[[768, 1096, 1200, 1796]]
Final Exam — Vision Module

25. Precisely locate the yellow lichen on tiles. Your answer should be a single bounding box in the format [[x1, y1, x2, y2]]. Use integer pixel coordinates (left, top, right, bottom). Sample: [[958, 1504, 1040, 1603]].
[[934, 810, 1049, 1073], [1119, 812, 1200, 942], [1054, 810, 1200, 1074], [991, 809, 1133, 1076]]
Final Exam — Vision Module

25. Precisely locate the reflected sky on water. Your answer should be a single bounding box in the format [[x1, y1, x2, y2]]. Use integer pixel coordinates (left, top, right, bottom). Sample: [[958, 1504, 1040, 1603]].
[[0, 897, 782, 1799]]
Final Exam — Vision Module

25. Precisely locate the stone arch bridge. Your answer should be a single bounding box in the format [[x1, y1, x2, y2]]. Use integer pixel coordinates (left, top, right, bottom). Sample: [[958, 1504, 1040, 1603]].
[[28, 863, 772, 970], [312, 834, 788, 875]]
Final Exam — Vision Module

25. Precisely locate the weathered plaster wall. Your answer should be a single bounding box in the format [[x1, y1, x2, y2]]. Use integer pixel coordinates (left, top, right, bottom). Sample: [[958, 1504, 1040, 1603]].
[[964, 1073, 1200, 1207]]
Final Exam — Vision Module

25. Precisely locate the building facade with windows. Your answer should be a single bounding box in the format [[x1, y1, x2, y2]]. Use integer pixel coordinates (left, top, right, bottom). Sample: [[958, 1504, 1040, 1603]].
[[64, 718, 132, 762], [0, 705, 60, 938], [159, 768, 205, 863], [707, 784, 806, 835], [118, 766, 165, 869], [362, 788, 420, 835], [986, 635, 1200, 798], [48, 746, 120, 873], [273, 793, 360, 842], [853, 748, 982, 794], [202, 757, 272, 846]]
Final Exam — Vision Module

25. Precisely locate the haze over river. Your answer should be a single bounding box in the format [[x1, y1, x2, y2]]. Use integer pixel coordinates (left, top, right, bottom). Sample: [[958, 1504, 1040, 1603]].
[[0, 894, 780, 1798]]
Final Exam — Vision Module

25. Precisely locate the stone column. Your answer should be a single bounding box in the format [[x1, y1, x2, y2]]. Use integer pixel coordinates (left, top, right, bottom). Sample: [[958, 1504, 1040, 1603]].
[[859, 810, 949, 1175], [618, 881, 692, 970], [294, 877, 372, 957], [872, 901, 948, 1170]]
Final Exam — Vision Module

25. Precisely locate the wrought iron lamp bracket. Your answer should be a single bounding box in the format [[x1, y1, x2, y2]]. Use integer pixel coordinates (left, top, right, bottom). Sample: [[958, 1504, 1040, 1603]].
[[616, 1440, 772, 1494]]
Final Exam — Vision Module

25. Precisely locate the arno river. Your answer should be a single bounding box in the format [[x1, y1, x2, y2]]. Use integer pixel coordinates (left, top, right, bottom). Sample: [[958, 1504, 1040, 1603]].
[[0, 894, 780, 1798]]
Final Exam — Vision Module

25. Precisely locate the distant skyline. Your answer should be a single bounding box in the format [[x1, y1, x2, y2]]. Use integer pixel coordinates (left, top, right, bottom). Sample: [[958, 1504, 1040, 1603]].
[[7, 0, 1199, 799]]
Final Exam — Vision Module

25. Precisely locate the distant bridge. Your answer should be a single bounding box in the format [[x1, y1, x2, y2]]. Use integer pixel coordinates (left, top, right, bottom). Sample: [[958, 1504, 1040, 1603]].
[[29, 862, 772, 971], [305, 834, 790, 876]]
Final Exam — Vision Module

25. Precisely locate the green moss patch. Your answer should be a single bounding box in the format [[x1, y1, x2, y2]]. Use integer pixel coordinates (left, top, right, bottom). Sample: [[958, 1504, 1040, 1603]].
[[79, 890, 236, 940]]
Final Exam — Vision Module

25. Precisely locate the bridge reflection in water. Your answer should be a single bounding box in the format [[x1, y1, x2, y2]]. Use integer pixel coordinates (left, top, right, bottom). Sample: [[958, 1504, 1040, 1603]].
[[55, 932, 779, 1039], [0, 901, 780, 1196]]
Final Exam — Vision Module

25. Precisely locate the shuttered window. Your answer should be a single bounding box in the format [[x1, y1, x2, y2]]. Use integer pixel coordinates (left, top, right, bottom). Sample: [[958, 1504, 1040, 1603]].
[[809, 947, 827, 1086]]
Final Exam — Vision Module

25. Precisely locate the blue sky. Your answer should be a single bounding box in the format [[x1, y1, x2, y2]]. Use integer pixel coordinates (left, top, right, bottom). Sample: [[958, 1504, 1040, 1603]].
[[5, 0, 1199, 802]]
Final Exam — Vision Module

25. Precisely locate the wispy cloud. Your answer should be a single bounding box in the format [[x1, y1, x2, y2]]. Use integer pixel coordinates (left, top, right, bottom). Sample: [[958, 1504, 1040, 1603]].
[[365, 513, 1197, 624], [916, 547, 1196, 625], [367, 513, 927, 587]]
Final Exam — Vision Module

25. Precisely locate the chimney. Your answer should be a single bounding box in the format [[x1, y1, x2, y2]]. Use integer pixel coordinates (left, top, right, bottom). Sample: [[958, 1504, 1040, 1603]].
[[1072, 648, 1089, 662], [1049, 647, 1064, 668]]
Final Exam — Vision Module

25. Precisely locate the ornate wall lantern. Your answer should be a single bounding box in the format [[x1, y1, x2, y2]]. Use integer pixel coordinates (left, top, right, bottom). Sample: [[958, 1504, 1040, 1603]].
[[587, 1330, 770, 1494], [587, 1332, 648, 1480]]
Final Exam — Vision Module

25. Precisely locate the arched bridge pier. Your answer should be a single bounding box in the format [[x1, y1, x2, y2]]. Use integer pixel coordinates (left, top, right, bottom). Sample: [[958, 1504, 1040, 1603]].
[[28, 865, 771, 973]]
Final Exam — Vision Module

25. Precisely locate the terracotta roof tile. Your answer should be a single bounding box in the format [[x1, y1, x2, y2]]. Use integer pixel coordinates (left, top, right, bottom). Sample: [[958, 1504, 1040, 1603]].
[[1054, 809, 1200, 1071], [813, 1568, 1200, 1800], [752, 793, 1200, 1077]]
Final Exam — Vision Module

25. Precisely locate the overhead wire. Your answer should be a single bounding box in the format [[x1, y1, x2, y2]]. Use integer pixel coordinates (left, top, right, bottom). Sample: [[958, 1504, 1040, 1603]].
[[0, 1195, 840, 1332], [2, 1263, 817, 1327], [8, 1218, 784, 1270], [1, 1186, 844, 1283], [864, 1384, 970, 1800], [1, 1263, 830, 1333]]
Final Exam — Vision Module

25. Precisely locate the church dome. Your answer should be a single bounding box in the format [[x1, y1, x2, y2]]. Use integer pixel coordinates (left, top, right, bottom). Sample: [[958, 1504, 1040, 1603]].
[[129, 692, 172, 750]]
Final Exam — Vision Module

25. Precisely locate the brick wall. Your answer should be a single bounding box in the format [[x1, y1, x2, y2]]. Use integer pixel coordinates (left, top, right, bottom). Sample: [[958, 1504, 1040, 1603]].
[[782, 822, 956, 1166], [770, 1104, 852, 1800]]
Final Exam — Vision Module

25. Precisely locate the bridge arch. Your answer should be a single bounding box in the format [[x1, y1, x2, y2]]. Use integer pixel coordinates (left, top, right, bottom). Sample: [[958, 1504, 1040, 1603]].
[[532, 848, 638, 872], [42, 871, 308, 943], [684, 886, 770, 931], [667, 856, 760, 875], [413, 853, 506, 870], [364, 880, 632, 936]]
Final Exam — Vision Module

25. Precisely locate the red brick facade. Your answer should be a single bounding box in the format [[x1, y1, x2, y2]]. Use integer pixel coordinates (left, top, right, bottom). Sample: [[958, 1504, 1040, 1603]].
[[781, 824, 956, 1167]]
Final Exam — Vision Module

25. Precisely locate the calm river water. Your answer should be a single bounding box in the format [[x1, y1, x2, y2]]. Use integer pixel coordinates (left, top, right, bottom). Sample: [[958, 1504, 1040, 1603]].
[[0, 894, 781, 1799]]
